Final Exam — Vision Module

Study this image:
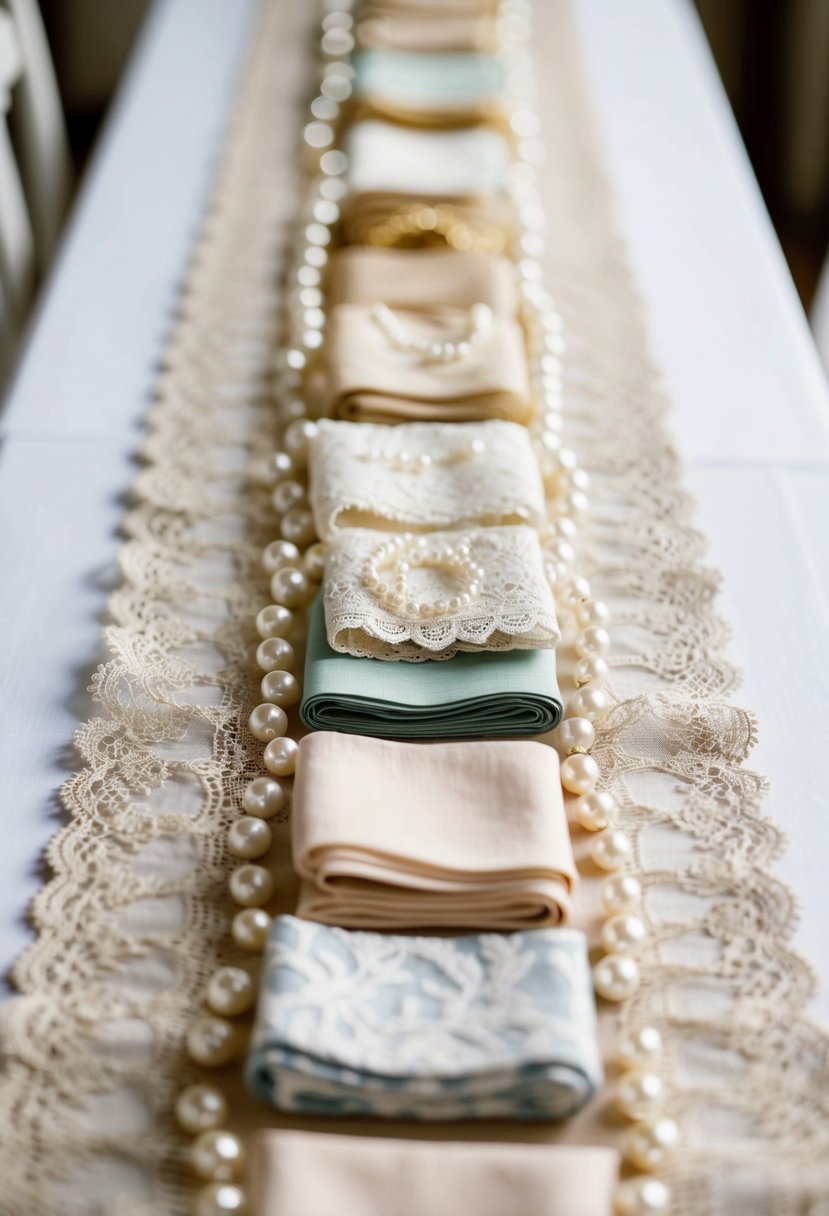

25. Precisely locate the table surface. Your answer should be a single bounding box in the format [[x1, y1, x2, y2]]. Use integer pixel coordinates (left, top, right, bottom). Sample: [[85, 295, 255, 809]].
[[0, 0, 827, 1017]]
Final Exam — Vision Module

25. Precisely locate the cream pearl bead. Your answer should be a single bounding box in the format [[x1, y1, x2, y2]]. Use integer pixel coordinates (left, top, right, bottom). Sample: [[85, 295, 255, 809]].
[[625, 1117, 679, 1173], [227, 816, 272, 860], [271, 566, 311, 608], [229, 863, 274, 907], [563, 576, 591, 607], [231, 907, 272, 952], [601, 913, 646, 955], [603, 873, 643, 915], [248, 703, 288, 742], [556, 717, 595, 755], [593, 954, 641, 1002], [272, 480, 306, 516], [560, 753, 600, 795], [303, 541, 327, 582], [206, 966, 257, 1017], [575, 790, 616, 832], [243, 776, 285, 819], [261, 669, 301, 708], [280, 507, 317, 548], [255, 604, 293, 640], [191, 1130, 246, 1182], [186, 1015, 243, 1067], [590, 829, 632, 871], [270, 451, 296, 485], [568, 686, 608, 722], [575, 625, 611, 658], [615, 1177, 671, 1215], [194, 1182, 249, 1216], [261, 539, 301, 575], [576, 599, 610, 628], [575, 655, 609, 687], [615, 1071, 664, 1120], [616, 1026, 663, 1070], [255, 637, 296, 674], [175, 1084, 228, 1134], [283, 418, 318, 465], [263, 735, 298, 777]]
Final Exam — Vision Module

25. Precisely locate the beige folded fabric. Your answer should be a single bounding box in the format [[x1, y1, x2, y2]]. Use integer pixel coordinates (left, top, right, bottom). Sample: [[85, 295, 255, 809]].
[[327, 247, 517, 315], [251, 1130, 621, 1216], [357, 12, 497, 52], [292, 732, 576, 929], [327, 303, 533, 424]]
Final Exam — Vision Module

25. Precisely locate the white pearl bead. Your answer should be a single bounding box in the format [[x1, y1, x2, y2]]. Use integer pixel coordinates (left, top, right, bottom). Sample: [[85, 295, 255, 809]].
[[280, 507, 316, 548], [231, 908, 272, 952], [271, 480, 306, 516], [625, 1117, 679, 1172], [261, 540, 301, 575], [614, 1177, 671, 1215], [564, 576, 591, 606], [575, 655, 609, 687], [194, 1182, 249, 1216], [615, 1070, 664, 1120], [556, 716, 595, 755], [248, 703, 288, 742], [593, 954, 641, 1002], [576, 599, 610, 628], [283, 418, 318, 465], [263, 735, 298, 776], [206, 966, 257, 1017], [560, 753, 600, 795], [602, 913, 646, 954], [590, 829, 632, 871], [568, 686, 608, 721], [175, 1084, 228, 1134], [603, 873, 643, 915], [243, 776, 285, 819], [575, 790, 616, 832], [270, 451, 296, 485], [261, 669, 301, 708], [186, 1015, 243, 1067], [227, 816, 272, 860], [271, 566, 311, 608], [616, 1026, 663, 1070], [191, 1130, 246, 1183], [256, 604, 293, 639], [255, 637, 295, 674], [303, 541, 327, 581], [229, 863, 274, 907], [575, 625, 611, 657]]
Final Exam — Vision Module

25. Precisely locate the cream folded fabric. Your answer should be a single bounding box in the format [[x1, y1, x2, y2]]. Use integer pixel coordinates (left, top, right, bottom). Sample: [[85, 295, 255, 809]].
[[251, 1131, 621, 1216], [345, 121, 510, 198], [292, 732, 575, 929], [327, 303, 533, 425], [327, 247, 517, 315], [356, 11, 497, 53], [308, 419, 545, 538]]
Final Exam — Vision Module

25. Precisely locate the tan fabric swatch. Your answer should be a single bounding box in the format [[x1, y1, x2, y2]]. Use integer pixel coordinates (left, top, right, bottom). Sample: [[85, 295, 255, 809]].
[[342, 192, 515, 253], [327, 247, 518, 315], [357, 12, 497, 53]]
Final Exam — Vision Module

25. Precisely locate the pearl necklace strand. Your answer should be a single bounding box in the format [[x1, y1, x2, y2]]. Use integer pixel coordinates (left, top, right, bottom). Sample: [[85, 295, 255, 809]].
[[369, 299, 494, 363], [363, 533, 485, 618]]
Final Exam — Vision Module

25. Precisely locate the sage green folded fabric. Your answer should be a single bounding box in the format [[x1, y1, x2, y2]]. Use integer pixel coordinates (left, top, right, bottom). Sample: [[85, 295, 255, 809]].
[[300, 596, 562, 738]]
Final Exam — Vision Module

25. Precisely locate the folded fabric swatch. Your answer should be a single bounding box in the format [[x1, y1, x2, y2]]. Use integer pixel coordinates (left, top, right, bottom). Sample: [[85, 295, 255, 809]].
[[323, 524, 558, 660], [246, 915, 603, 1120], [327, 303, 533, 425], [342, 193, 515, 254], [346, 121, 510, 198], [300, 594, 563, 736], [356, 10, 497, 53], [327, 246, 517, 315], [251, 1130, 621, 1216], [292, 731, 576, 929], [352, 50, 505, 127], [308, 419, 544, 539]]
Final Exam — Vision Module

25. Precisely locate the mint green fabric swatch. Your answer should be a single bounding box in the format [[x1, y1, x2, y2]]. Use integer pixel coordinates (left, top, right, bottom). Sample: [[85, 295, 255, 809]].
[[353, 50, 504, 105]]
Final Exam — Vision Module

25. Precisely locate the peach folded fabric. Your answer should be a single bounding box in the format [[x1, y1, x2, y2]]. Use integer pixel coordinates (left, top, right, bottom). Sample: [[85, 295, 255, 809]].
[[250, 1130, 621, 1216], [327, 247, 518, 315], [327, 303, 533, 424], [292, 732, 576, 929]]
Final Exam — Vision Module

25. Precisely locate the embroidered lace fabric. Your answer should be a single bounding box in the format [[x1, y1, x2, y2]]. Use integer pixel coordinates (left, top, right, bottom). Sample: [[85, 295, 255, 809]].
[[0, 1, 827, 1213]]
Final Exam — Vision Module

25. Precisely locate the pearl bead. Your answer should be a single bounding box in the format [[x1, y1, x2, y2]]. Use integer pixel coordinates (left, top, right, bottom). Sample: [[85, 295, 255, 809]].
[[243, 776, 285, 819], [593, 954, 641, 1002], [263, 735, 298, 776], [574, 790, 616, 832], [280, 507, 316, 548], [231, 908, 272, 951], [255, 637, 296, 673], [564, 576, 591, 606], [261, 669, 301, 708], [261, 539, 301, 575], [576, 599, 610, 628], [271, 480, 306, 516], [615, 1177, 671, 1215], [603, 873, 643, 915], [283, 418, 318, 465], [625, 1117, 679, 1172], [270, 451, 296, 485], [191, 1130, 246, 1182], [560, 753, 600, 795], [574, 654, 609, 687], [248, 703, 288, 742], [271, 566, 311, 607], [590, 829, 632, 871], [186, 1015, 243, 1067], [194, 1182, 249, 1216], [303, 541, 327, 581], [575, 625, 611, 657], [256, 604, 293, 639], [615, 1070, 664, 1120], [556, 716, 595, 754], [568, 687, 608, 721], [602, 913, 646, 954], [175, 1084, 228, 1134], [229, 863, 274, 907], [616, 1026, 663, 1070], [206, 966, 257, 1017], [227, 816, 272, 860]]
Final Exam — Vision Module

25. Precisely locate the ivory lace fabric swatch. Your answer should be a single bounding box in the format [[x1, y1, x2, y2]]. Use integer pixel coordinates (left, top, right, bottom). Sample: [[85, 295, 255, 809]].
[[292, 731, 575, 929], [345, 121, 510, 198], [300, 594, 563, 736], [308, 418, 545, 537], [351, 50, 506, 127], [322, 523, 559, 659], [327, 246, 517, 314], [251, 1130, 621, 1216], [246, 916, 602, 1120]]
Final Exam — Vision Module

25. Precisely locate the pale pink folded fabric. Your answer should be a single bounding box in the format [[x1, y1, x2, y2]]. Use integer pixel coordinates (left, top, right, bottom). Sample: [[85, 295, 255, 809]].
[[250, 1129, 620, 1216], [292, 731, 576, 929]]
